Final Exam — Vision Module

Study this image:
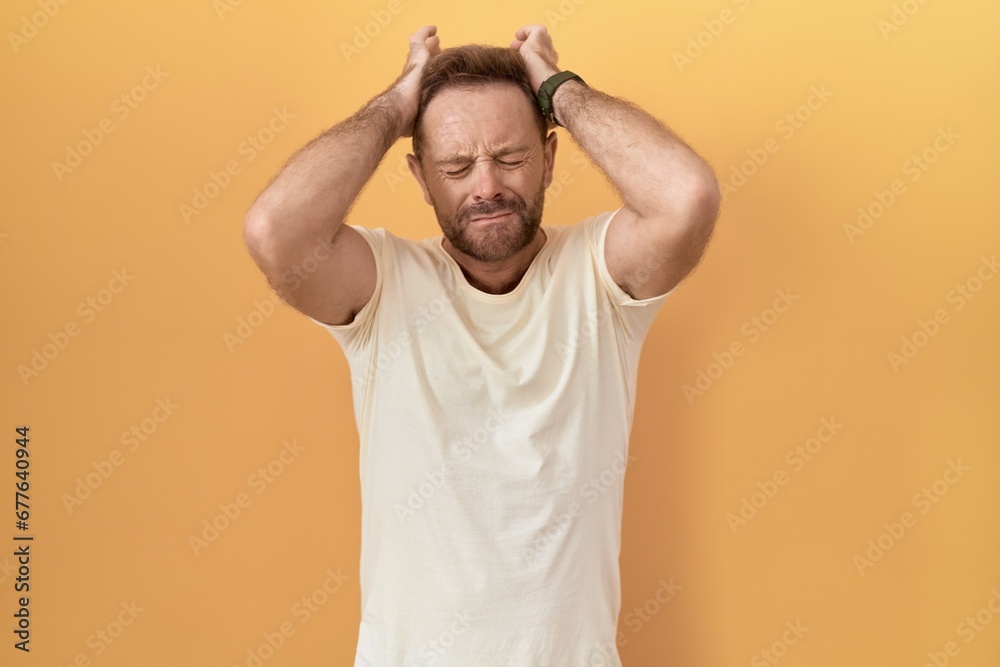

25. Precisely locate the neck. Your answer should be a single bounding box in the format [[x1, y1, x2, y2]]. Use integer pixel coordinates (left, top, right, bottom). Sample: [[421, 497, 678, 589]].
[[444, 228, 547, 295]]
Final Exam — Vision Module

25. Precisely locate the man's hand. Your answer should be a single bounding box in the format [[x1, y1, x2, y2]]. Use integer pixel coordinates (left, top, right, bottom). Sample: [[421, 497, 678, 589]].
[[243, 26, 446, 327], [510, 25, 560, 94], [392, 25, 441, 138], [509, 25, 720, 301]]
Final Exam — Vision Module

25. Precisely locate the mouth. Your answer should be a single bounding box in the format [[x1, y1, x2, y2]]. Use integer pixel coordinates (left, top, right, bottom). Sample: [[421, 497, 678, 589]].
[[468, 211, 513, 225]]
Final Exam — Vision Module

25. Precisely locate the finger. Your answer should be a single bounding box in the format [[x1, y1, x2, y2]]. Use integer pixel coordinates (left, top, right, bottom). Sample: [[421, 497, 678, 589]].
[[514, 24, 547, 41], [426, 34, 441, 53], [410, 25, 437, 47]]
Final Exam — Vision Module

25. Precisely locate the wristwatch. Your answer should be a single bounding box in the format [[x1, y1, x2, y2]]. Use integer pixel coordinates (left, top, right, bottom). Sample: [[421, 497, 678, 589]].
[[537, 70, 585, 127]]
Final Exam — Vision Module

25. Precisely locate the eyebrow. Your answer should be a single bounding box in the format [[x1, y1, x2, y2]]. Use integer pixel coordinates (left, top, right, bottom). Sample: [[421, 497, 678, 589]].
[[434, 144, 532, 167]]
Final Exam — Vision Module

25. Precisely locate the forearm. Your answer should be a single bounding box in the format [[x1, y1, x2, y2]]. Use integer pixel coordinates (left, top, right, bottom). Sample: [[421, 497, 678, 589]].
[[551, 80, 719, 220], [244, 86, 406, 253]]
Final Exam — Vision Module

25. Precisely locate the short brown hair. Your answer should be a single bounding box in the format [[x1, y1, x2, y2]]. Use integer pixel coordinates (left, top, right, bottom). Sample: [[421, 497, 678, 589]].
[[411, 44, 547, 162]]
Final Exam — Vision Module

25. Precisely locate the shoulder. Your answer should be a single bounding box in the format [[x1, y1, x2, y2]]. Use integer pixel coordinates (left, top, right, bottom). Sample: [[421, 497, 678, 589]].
[[340, 224, 388, 258], [552, 208, 621, 260], [342, 224, 430, 263]]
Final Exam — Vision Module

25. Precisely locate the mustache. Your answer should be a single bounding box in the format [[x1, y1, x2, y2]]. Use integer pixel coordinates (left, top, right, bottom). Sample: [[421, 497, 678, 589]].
[[460, 197, 525, 223]]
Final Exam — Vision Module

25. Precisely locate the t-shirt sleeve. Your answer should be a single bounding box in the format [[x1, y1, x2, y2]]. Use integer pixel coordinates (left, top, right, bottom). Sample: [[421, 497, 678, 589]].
[[305, 224, 386, 358], [587, 206, 675, 343]]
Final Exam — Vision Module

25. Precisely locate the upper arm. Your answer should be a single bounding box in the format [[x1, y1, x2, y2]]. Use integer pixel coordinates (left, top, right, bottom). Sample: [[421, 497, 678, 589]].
[[243, 220, 377, 327], [604, 190, 719, 301]]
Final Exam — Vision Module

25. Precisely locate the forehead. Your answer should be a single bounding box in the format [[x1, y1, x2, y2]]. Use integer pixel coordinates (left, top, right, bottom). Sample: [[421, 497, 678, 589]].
[[420, 83, 541, 158]]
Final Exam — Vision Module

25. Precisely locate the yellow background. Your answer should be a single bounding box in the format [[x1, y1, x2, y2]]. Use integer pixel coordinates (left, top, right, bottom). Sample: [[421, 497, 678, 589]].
[[3, 0, 999, 664]]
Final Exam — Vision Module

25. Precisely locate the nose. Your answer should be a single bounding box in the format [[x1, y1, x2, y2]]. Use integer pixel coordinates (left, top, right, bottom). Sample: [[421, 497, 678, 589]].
[[471, 161, 504, 202]]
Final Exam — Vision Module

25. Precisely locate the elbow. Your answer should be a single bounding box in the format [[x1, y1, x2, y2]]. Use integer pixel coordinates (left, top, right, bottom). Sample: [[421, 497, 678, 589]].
[[689, 172, 721, 229], [645, 161, 721, 229], [242, 207, 274, 259], [672, 159, 721, 229]]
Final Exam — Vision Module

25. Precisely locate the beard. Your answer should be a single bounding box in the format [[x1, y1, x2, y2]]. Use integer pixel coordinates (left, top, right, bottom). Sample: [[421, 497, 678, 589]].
[[431, 180, 546, 263]]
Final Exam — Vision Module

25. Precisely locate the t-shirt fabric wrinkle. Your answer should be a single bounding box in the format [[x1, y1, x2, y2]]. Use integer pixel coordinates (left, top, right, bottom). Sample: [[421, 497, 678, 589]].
[[307, 207, 673, 667]]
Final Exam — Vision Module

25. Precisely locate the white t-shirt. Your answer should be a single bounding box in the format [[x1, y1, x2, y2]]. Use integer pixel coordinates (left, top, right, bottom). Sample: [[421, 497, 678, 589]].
[[308, 207, 672, 666]]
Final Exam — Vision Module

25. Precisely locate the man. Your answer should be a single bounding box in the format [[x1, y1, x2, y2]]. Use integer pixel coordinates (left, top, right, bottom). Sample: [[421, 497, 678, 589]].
[[243, 24, 719, 667]]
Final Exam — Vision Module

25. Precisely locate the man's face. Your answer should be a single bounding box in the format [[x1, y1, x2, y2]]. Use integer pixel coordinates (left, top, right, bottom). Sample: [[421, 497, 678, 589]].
[[407, 83, 557, 263]]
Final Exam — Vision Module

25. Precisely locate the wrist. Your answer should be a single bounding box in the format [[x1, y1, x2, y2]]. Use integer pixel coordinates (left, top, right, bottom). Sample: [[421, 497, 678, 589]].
[[376, 85, 413, 141], [534, 68, 560, 93], [537, 71, 586, 127]]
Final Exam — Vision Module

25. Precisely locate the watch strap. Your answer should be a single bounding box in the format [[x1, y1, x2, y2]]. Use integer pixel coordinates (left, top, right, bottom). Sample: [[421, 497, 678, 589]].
[[537, 70, 585, 127]]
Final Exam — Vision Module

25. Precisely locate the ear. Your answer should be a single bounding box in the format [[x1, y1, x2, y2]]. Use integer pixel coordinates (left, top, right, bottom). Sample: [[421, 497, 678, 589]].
[[542, 131, 558, 189], [406, 154, 433, 206]]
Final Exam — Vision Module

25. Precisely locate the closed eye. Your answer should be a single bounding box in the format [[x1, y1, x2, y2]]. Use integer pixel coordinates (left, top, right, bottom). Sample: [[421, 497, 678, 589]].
[[443, 165, 471, 177], [497, 159, 525, 168]]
